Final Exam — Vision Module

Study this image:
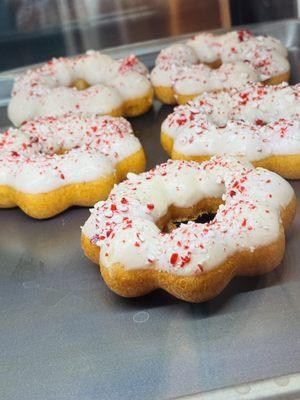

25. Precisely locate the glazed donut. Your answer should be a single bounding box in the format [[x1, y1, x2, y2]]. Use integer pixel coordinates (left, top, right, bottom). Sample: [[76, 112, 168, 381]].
[[8, 52, 153, 126], [0, 114, 145, 218], [161, 82, 300, 179], [151, 30, 290, 104], [81, 156, 296, 303]]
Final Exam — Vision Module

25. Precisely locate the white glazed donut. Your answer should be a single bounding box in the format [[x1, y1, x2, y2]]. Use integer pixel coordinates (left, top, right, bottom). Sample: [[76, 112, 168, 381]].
[[187, 30, 289, 79], [8, 52, 153, 126], [161, 82, 300, 179], [81, 156, 296, 302], [151, 30, 290, 104], [0, 114, 146, 218]]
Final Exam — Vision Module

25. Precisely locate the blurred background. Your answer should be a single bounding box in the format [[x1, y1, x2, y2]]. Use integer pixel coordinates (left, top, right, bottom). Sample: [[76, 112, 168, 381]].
[[0, 0, 299, 71]]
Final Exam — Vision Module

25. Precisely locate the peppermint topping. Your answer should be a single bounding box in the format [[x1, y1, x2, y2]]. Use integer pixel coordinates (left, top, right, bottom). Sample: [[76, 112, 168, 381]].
[[82, 156, 294, 276], [170, 253, 179, 265], [9, 51, 151, 126], [162, 82, 300, 161], [151, 30, 289, 96], [0, 114, 142, 194]]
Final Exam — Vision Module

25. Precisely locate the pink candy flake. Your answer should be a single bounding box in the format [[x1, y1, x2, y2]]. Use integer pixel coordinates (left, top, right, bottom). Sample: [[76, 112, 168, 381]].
[[170, 253, 179, 265]]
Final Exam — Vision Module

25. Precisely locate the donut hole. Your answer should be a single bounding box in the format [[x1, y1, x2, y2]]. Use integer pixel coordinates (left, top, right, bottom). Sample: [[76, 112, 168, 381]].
[[39, 147, 71, 156], [201, 59, 222, 69], [37, 145, 77, 158], [71, 79, 90, 90], [54, 148, 69, 155], [166, 212, 217, 233], [162, 198, 223, 233]]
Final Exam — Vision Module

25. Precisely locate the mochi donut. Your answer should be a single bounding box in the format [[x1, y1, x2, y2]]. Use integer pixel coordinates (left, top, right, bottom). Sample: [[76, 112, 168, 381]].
[[151, 30, 290, 104], [161, 82, 300, 179], [81, 156, 296, 302], [8, 52, 153, 126], [0, 114, 145, 218]]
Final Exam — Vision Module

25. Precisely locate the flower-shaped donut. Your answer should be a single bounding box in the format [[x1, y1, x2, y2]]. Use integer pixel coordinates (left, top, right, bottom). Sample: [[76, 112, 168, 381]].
[[0, 114, 145, 218], [81, 156, 296, 302], [161, 82, 300, 179], [8, 52, 153, 126], [151, 30, 290, 105]]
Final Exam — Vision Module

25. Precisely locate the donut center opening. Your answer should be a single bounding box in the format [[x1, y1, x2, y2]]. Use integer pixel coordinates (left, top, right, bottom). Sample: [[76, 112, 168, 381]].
[[162, 198, 223, 233], [55, 148, 69, 155], [71, 79, 90, 90], [166, 212, 217, 233], [203, 59, 222, 69], [39, 146, 75, 157]]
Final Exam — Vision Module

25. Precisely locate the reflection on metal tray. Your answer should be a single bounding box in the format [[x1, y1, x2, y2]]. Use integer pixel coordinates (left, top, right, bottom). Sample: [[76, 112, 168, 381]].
[[1, 19, 300, 400]]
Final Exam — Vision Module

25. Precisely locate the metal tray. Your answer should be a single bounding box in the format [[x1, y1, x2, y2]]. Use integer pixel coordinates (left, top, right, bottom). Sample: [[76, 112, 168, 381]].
[[1, 19, 300, 400]]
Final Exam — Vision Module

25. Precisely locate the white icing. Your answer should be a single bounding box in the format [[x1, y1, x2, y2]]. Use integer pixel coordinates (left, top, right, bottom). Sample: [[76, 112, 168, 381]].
[[173, 62, 258, 96], [187, 33, 222, 63], [82, 156, 294, 276], [151, 30, 289, 96], [0, 114, 142, 193], [219, 32, 289, 81], [8, 52, 152, 126], [162, 82, 300, 159]]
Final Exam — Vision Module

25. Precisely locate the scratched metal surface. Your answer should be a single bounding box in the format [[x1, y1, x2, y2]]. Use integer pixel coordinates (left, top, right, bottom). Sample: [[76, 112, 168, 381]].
[[0, 19, 300, 400]]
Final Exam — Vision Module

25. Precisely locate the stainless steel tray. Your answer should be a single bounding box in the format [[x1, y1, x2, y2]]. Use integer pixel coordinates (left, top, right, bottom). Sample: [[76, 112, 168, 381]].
[[1, 19, 300, 400]]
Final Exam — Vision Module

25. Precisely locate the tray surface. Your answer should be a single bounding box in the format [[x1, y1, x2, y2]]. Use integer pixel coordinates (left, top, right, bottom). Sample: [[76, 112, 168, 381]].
[[1, 19, 300, 400]]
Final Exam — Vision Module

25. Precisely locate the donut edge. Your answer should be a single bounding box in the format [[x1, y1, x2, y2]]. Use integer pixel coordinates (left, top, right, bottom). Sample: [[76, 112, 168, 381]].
[[161, 131, 300, 180], [0, 148, 146, 219], [123, 88, 154, 117], [81, 194, 296, 302], [154, 70, 290, 105]]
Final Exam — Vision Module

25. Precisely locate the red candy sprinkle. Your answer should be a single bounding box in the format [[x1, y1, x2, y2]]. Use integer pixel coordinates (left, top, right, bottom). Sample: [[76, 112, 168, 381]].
[[119, 55, 138, 74], [170, 253, 179, 265], [239, 92, 249, 103], [255, 119, 265, 126], [177, 117, 187, 126], [238, 30, 251, 42], [147, 203, 154, 210], [181, 255, 191, 264]]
